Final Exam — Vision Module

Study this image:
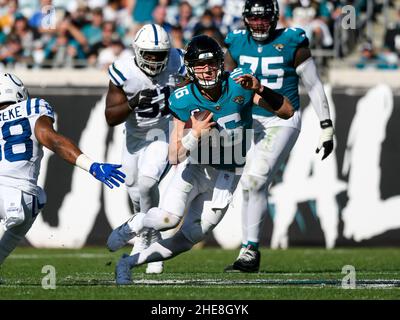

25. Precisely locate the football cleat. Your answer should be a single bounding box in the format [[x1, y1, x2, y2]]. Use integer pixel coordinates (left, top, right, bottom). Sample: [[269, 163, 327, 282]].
[[145, 229, 164, 274], [107, 216, 137, 252], [224, 247, 246, 273], [130, 228, 164, 274], [115, 253, 132, 285], [224, 246, 260, 273], [146, 261, 164, 274]]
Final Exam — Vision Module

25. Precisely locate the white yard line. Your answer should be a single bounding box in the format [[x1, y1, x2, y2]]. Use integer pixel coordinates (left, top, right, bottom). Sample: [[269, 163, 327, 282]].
[[8, 253, 111, 259]]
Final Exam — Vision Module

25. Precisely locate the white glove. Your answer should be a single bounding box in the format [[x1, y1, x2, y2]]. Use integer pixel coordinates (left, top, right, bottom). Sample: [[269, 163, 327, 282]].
[[316, 120, 334, 160]]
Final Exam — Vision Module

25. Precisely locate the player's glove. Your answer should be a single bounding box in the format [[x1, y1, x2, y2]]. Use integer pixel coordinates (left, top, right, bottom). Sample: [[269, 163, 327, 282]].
[[89, 163, 126, 189], [129, 89, 163, 108], [316, 119, 334, 160]]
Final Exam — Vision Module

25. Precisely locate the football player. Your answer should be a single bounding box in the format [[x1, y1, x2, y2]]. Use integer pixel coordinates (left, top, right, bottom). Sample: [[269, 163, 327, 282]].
[[0, 73, 125, 266], [109, 35, 294, 285], [223, 0, 334, 272], [104, 24, 186, 274]]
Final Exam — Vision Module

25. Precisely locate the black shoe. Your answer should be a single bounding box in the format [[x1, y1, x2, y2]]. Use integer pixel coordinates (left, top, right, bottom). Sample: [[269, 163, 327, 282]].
[[224, 246, 260, 273]]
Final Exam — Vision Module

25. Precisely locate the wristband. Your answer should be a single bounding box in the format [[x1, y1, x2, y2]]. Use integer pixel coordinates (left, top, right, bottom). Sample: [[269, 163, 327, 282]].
[[75, 154, 94, 172], [181, 130, 199, 152], [257, 85, 284, 111], [320, 119, 333, 129]]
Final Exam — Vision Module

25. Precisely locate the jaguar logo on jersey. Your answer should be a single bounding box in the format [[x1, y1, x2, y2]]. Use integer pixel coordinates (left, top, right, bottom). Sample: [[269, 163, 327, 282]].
[[233, 96, 244, 105], [274, 44, 285, 52]]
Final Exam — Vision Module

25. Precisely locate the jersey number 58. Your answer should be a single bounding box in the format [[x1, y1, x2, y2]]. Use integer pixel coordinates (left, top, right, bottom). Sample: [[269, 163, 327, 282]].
[[0, 118, 33, 162]]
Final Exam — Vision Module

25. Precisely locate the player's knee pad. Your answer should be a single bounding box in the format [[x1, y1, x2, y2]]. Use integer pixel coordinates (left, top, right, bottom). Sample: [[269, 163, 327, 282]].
[[144, 207, 181, 231], [241, 173, 268, 192], [126, 185, 140, 212]]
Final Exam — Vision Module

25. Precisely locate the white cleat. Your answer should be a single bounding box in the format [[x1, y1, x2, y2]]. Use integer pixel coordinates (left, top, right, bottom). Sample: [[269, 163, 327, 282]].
[[130, 229, 164, 274], [146, 229, 163, 274], [115, 253, 132, 285], [107, 218, 136, 252], [146, 261, 164, 274], [130, 233, 147, 255]]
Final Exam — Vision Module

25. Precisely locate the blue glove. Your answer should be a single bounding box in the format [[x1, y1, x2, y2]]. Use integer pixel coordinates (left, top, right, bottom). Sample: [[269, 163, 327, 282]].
[[89, 163, 126, 189]]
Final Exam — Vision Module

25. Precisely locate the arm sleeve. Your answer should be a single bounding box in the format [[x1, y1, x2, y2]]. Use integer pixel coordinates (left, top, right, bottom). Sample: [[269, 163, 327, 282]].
[[296, 57, 331, 121]]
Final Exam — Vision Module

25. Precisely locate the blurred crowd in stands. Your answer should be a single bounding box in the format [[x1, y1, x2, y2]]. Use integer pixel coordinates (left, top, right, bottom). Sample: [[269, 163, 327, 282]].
[[0, 0, 398, 70], [356, 7, 400, 70]]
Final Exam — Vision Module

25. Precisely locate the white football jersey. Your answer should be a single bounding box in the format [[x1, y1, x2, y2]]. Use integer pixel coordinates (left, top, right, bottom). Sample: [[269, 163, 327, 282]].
[[0, 98, 54, 197], [108, 48, 186, 139]]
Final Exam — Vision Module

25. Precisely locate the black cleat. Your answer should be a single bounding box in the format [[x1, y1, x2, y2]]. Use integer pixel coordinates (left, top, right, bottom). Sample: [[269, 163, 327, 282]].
[[224, 246, 260, 273]]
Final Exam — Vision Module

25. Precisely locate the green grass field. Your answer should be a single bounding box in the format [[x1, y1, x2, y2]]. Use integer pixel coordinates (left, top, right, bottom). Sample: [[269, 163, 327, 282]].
[[0, 247, 400, 300]]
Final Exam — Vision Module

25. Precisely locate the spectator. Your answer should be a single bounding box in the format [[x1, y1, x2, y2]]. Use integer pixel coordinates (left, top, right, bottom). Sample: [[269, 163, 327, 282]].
[[0, 0, 9, 17], [193, 9, 215, 36], [0, 26, 6, 45], [355, 40, 398, 70], [104, 0, 131, 29], [17, 0, 40, 20], [87, 20, 117, 66], [285, 0, 333, 48], [9, 14, 34, 64], [170, 24, 184, 48], [87, 0, 108, 9], [152, 5, 172, 33], [355, 40, 376, 69], [70, 3, 89, 30], [0, 34, 22, 66], [384, 8, 400, 57], [43, 18, 86, 68], [129, 0, 168, 27], [81, 7, 104, 47], [29, 0, 52, 31], [207, 0, 231, 36], [170, 1, 198, 44], [0, 0, 18, 35], [97, 38, 131, 69], [185, 0, 207, 17], [32, 38, 45, 68]]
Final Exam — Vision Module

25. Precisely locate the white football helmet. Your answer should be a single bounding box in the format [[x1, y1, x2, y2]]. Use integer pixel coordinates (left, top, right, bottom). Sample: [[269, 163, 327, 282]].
[[0, 73, 29, 104], [133, 24, 171, 76]]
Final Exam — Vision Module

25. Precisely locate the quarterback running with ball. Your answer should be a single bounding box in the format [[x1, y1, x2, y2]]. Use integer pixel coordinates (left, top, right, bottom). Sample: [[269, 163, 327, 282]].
[[108, 35, 294, 285]]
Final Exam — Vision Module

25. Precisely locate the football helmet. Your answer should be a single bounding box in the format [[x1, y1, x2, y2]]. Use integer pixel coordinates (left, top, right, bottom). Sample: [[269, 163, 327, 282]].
[[0, 73, 29, 105], [184, 35, 224, 89], [243, 0, 279, 41], [133, 24, 171, 76]]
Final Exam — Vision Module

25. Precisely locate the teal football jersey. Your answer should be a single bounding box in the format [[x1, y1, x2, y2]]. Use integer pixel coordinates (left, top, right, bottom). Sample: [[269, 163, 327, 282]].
[[169, 68, 254, 170], [225, 27, 309, 117]]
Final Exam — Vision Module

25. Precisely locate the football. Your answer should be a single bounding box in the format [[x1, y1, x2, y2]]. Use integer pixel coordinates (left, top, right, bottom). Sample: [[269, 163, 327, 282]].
[[184, 110, 212, 129]]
